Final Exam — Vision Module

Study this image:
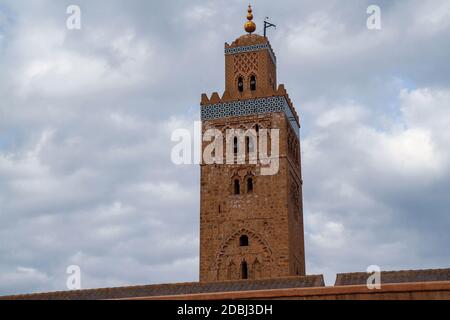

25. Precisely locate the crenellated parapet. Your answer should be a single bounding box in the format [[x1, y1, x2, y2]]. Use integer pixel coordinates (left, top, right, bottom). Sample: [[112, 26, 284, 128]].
[[200, 84, 300, 134]]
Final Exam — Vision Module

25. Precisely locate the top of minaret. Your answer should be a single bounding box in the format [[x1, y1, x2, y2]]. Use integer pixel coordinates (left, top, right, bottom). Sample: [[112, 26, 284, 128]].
[[244, 5, 256, 34], [200, 5, 300, 130], [229, 5, 268, 48]]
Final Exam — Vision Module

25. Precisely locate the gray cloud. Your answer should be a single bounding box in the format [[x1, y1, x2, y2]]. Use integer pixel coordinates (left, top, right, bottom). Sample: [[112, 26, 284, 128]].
[[0, 0, 449, 294]]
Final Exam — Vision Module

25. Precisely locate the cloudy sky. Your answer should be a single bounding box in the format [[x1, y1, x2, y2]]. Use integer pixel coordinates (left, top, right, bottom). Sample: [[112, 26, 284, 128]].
[[0, 0, 449, 295]]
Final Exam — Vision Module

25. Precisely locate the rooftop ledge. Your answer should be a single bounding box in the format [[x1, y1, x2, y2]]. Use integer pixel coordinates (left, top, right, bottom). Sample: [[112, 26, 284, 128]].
[[200, 84, 300, 127]]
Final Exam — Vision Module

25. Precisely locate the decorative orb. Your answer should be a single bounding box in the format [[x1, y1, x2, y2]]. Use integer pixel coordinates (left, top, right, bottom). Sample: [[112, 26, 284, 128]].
[[244, 21, 256, 33]]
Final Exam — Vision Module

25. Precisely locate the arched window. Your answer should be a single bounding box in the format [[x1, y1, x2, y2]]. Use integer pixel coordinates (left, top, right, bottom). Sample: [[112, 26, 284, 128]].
[[238, 77, 244, 93], [241, 261, 248, 279], [239, 235, 249, 247], [234, 179, 240, 195], [233, 136, 238, 153], [250, 75, 256, 91], [247, 178, 253, 193]]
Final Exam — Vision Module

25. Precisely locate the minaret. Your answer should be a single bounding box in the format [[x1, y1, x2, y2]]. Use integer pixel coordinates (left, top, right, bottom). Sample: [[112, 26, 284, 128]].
[[199, 6, 305, 282]]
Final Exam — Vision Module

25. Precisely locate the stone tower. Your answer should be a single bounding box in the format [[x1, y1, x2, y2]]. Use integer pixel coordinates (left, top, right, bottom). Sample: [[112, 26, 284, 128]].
[[199, 6, 305, 282]]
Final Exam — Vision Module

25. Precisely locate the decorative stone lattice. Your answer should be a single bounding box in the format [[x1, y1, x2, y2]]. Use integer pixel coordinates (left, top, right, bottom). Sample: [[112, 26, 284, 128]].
[[225, 43, 277, 65], [234, 52, 258, 75], [287, 125, 300, 166], [290, 178, 300, 221]]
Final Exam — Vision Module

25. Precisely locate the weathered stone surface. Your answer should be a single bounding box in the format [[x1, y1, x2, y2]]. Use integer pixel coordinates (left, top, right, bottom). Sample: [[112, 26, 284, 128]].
[[199, 34, 305, 282]]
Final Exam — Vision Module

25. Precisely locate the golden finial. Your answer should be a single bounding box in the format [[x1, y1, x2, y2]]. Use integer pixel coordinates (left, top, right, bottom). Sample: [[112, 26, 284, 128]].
[[244, 5, 256, 34]]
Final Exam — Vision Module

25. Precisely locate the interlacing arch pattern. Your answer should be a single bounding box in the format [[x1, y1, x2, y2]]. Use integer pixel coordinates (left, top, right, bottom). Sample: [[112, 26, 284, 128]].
[[212, 227, 273, 279], [287, 125, 300, 166], [233, 52, 258, 75]]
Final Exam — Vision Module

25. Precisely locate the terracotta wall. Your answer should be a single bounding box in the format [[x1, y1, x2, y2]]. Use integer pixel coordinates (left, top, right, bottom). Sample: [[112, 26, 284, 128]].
[[134, 281, 450, 300]]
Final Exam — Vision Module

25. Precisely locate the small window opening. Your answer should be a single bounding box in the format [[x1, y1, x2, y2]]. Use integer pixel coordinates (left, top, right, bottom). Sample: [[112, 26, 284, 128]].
[[240, 235, 249, 247], [241, 261, 248, 279], [247, 178, 253, 193], [250, 75, 256, 91], [238, 77, 244, 92], [234, 179, 240, 195], [245, 136, 250, 154]]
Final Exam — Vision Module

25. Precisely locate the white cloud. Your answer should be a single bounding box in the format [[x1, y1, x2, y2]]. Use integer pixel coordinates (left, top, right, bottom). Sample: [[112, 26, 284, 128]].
[[183, 4, 217, 23], [377, 128, 440, 174], [0, 267, 50, 292], [316, 103, 369, 127], [307, 213, 346, 249], [9, 25, 154, 98], [410, 0, 450, 34], [302, 83, 450, 280], [400, 88, 450, 136]]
